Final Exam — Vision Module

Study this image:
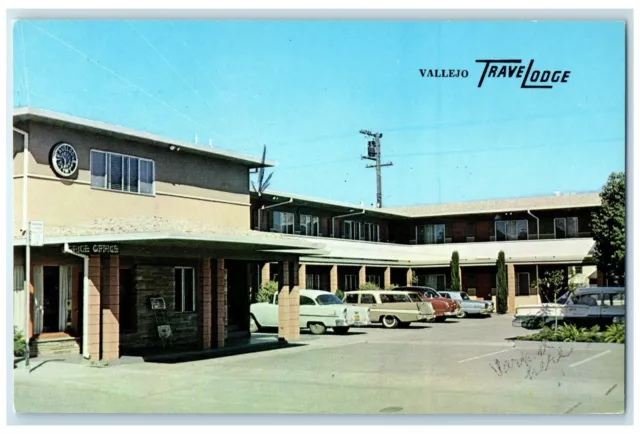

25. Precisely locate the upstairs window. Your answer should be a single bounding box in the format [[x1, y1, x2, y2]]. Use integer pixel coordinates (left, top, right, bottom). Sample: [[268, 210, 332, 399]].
[[417, 224, 446, 244], [555, 217, 579, 239], [495, 220, 528, 241], [364, 222, 380, 242], [300, 214, 320, 236], [91, 150, 155, 195], [273, 211, 294, 234]]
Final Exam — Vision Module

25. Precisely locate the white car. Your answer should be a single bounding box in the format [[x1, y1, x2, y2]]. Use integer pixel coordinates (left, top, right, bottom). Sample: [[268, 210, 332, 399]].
[[513, 287, 625, 329], [250, 289, 371, 335]]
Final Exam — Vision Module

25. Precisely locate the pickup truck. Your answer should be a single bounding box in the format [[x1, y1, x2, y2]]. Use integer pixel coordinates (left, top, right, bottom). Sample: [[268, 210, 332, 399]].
[[250, 289, 371, 335]]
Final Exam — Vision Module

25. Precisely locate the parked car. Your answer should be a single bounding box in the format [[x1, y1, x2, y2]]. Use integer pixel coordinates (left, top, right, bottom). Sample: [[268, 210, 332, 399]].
[[512, 287, 625, 330], [250, 289, 371, 335], [393, 286, 459, 321], [438, 291, 494, 318], [342, 290, 436, 329]]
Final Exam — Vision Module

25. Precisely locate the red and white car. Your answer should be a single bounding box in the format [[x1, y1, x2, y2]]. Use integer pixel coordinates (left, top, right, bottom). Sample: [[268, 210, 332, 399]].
[[394, 286, 460, 321]]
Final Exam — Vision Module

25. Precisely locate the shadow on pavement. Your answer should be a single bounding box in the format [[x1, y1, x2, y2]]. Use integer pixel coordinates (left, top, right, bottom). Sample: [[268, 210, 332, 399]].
[[27, 358, 67, 373], [139, 340, 308, 364]]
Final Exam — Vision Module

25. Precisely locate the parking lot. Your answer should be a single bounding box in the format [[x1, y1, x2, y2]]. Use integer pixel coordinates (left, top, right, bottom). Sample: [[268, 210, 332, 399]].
[[13, 315, 625, 415]]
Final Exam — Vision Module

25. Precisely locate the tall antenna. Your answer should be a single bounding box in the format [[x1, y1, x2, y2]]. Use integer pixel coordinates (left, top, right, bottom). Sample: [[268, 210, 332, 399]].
[[360, 129, 393, 208]]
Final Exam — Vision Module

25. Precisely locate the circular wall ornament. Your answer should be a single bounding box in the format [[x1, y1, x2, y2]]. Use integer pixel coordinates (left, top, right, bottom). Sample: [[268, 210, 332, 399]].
[[50, 142, 79, 178]]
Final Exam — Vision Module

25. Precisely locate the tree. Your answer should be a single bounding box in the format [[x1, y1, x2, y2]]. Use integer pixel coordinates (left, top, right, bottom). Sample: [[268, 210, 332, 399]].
[[531, 269, 579, 329], [251, 145, 274, 230], [450, 251, 461, 291], [411, 270, 419, 285], [496, 251, 508, 314], [590, 172, 626, 286], [256, 280, 279, 303]]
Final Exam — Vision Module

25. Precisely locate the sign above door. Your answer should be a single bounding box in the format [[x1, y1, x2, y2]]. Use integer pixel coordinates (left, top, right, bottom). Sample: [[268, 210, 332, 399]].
[[68, 244, 120, 255]]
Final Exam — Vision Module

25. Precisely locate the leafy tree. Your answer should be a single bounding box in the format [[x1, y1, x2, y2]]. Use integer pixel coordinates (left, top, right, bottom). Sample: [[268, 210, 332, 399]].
[[496, 251, 508, 314], [590, 172, 626, 286], [450, 251, 461, 291], [256, 280, 279, 303], [531, 268, 580, 329], [411, 270, 419, 285], [359, 281, 382, 291]]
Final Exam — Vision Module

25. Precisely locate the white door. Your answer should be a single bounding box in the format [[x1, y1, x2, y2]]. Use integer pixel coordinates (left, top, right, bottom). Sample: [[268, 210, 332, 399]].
[[299, 295, 318, 328], [58, 266, 73, 331], [261, 294, 279, 327], [33, 266, 44, 335], [13, 266, 26, 335]]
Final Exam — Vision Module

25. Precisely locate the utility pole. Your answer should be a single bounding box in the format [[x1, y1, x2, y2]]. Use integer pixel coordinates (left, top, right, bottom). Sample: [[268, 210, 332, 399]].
[[360, 129, 393, 208]]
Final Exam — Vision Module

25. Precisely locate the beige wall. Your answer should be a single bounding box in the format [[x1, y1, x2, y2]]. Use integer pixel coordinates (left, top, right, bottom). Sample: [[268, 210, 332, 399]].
[[13, 121, 252, 236]]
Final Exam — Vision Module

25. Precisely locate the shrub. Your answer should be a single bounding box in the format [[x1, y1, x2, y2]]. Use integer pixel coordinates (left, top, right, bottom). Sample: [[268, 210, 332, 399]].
[[14, 326, 27, 357], [603, 323, 625, 344], [557, 324, 582, 342], [411, 271, 419, 285], [335, 289, 345, 301], [359, 281, 381, 291], [385, 283, 398, 290], [256, 280, 279, 303], [450, 251, 461, 291], [496, 251, 508, 314]]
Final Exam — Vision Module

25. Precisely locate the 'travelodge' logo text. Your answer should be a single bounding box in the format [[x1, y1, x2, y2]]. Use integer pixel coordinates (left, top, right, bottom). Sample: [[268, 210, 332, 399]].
[[476, 59, 571, 89]]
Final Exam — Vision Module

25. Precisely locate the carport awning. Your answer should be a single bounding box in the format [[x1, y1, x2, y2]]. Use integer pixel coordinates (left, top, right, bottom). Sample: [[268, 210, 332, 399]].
[[14, 232, 327, 256]]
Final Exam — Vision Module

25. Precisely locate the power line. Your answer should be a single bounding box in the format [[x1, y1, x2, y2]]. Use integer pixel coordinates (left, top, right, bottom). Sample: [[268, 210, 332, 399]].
[[25, 22, 222, 142], [126, 21, 227, 140]]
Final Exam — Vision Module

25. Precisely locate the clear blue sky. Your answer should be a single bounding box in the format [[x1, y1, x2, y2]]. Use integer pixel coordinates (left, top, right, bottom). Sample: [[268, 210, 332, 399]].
[[13, 20, 625, 207]]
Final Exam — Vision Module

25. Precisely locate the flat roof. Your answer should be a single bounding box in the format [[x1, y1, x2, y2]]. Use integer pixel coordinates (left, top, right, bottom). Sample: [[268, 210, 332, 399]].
[[253, 189, 601, 218], [13, 107, 275, 169], [382, 192, 602, 217]]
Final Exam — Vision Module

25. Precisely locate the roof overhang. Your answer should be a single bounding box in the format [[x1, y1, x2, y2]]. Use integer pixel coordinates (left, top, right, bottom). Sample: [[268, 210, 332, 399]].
[[13, 232, 324, 253], [13, 107, 275, 169]]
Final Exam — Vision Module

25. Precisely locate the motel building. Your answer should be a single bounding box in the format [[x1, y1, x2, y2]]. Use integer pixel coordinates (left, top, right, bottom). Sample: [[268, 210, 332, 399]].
[[12, 108, 603, 362]]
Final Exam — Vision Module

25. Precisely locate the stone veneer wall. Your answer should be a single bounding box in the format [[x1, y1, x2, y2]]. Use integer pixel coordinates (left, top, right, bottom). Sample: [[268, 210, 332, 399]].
[[120, 264, 198, 350]]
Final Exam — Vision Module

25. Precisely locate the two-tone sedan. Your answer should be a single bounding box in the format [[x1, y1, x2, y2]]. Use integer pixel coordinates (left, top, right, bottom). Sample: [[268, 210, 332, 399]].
[[438, 291, 494, 318]]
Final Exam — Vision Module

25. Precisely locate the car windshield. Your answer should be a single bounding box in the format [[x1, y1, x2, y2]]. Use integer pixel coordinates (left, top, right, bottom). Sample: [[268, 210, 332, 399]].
[[461, 292, 470, 301], [316, 294, 343, 305]]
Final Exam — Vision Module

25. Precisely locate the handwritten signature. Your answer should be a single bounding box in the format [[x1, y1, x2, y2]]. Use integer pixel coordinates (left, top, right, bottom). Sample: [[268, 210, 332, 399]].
[[489, 342, 574, 380]]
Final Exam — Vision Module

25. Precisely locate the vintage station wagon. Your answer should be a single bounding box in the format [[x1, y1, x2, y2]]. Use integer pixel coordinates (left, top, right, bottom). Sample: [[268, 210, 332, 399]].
[[342, 290, 436, 329]]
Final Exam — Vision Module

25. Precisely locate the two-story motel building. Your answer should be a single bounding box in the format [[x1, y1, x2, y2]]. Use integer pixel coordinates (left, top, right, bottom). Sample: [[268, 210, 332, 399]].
[[12, 108, 602, 361]]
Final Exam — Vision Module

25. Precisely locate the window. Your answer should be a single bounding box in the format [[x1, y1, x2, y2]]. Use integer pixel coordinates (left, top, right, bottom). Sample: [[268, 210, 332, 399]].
[[316, 294, 342, 305], [300, 214, 320, 236], [603, 293, 625, 307], [408, 293, 422, 302], [344, 274, 357, 291], [343, 220, 364, 240], [345, 293, 359, 303], [495, 220, 529, 241], [306, 274, 320, 290], [424, 274, 446, 291], [90, 150, 154, 195], [515, 272, 531, 296], [364, 223, 380, 242], [417, 224, 446, 244], [273, 211, 294, 234], [570, 293, 600, 306], [391, 294, 409, 303], [174, 267, 195, 313], [441, 293, 451, 299], [366, 275, 381, 287], [300, 295, 316, 306], [555, 217, 579, 239], [361, 294, 376, 304]]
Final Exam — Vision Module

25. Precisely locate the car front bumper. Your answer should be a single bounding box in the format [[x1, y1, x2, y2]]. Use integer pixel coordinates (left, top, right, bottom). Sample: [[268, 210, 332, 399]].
[[444, 308, 462, 317]]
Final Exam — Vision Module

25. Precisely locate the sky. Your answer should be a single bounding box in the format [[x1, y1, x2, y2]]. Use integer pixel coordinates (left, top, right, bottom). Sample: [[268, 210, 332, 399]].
[[12, 20, 625, 207]]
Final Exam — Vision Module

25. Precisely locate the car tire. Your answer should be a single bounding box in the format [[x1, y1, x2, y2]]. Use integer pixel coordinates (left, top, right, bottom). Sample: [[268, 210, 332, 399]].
[[333, 326, 350, 335], [456, 310, 467, 319], [309, 323, 327, 335], [382, 315, 399, 329], [249, 315, 260, 333]]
